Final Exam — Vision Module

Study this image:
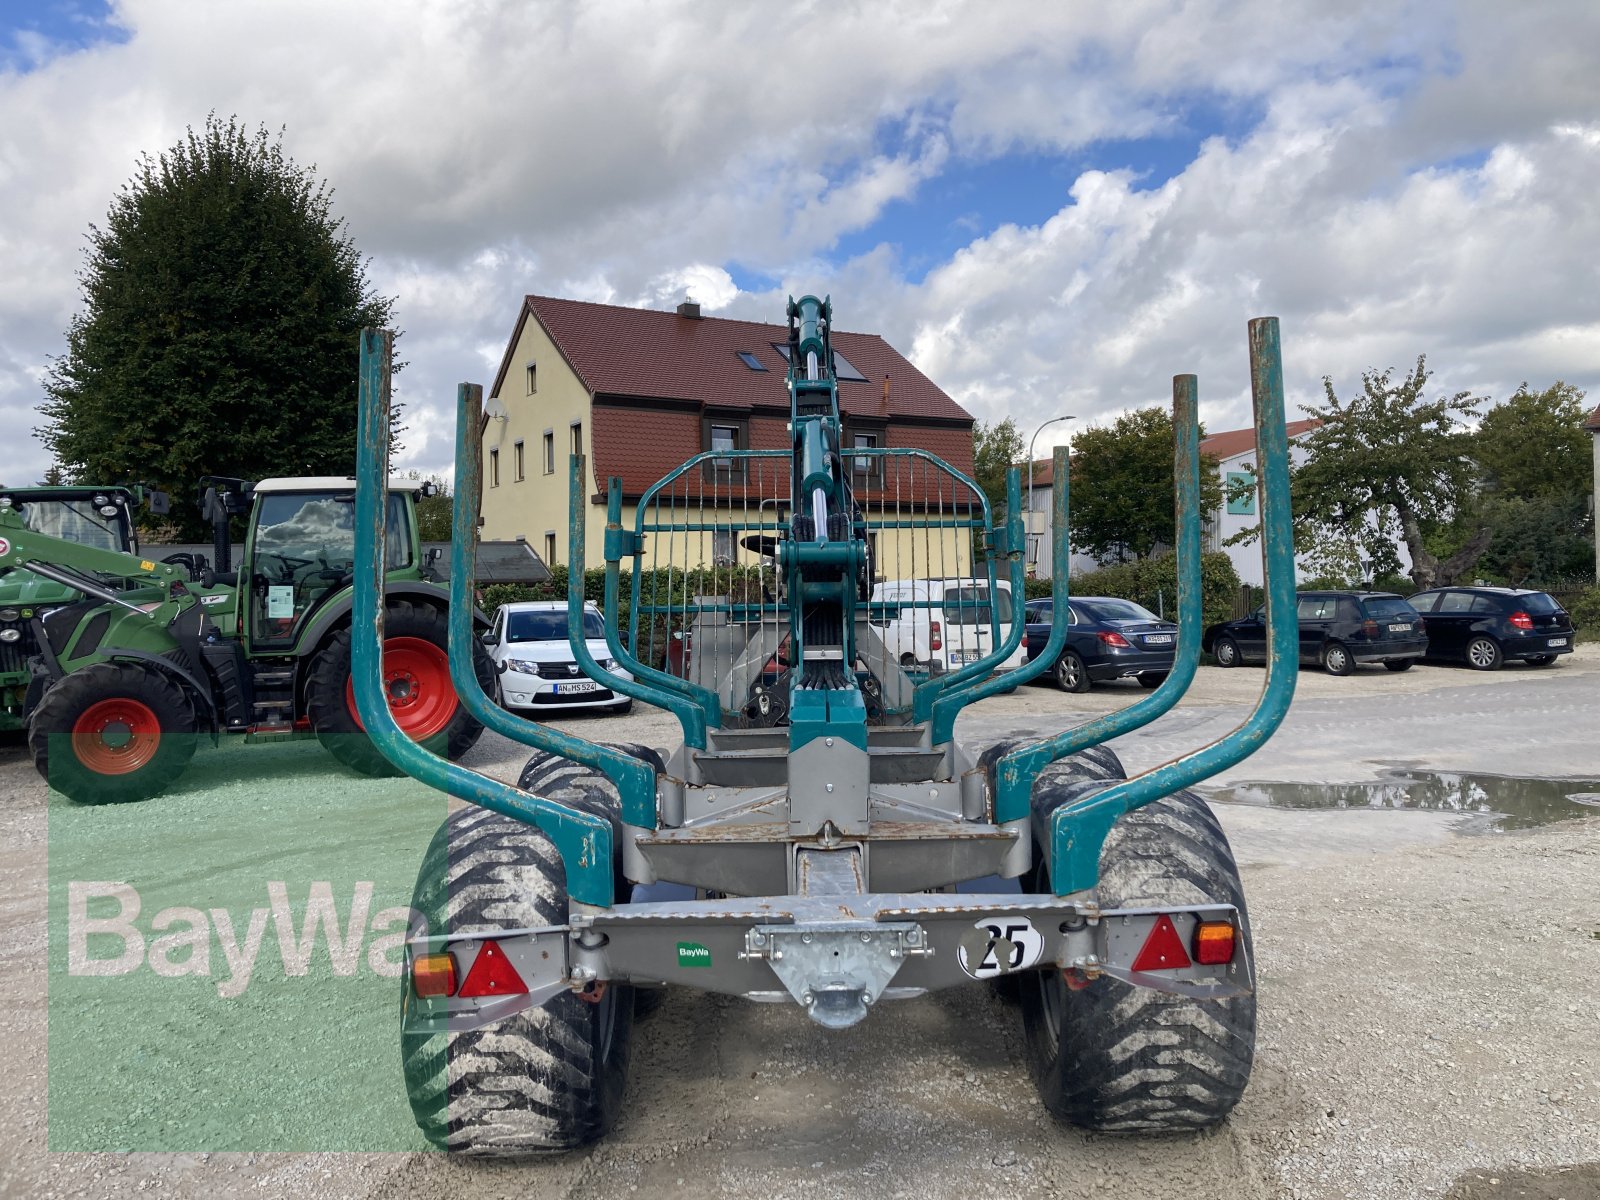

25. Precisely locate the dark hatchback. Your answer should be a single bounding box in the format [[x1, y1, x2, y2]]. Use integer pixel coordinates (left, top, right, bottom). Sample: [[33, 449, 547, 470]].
[[1203, 590, 1427, 675], [1406, 586, 1575, 670], [1023, 596, 1178, 692]]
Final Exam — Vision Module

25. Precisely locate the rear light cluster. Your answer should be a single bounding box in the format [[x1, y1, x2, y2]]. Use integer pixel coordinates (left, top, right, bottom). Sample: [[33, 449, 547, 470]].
[[1509, 611, 1534, 631], [929, 621, 942, 652], [1097, 631, 1132, 648], [1129, 914, 1236, 971], [411, 940, 529, 1000], [1361, 618, 1379, 638]]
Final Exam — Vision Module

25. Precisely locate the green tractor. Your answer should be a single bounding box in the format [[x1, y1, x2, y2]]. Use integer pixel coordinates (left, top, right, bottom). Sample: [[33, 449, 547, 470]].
[[0, 475, 492, 802], [0, 485, 158, 733]]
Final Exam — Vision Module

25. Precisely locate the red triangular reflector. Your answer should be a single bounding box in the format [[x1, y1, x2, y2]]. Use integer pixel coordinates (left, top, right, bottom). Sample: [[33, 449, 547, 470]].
[[456, 939, 528, 998], [1131, 914, 1192, 972]]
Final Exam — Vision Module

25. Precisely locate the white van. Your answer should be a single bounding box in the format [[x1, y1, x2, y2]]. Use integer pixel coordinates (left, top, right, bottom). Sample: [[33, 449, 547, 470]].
[[869, 578, 1026, 675]]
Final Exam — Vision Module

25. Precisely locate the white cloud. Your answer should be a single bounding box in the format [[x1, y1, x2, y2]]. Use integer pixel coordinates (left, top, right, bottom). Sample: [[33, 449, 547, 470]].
[[1, 0, 1598, 494]]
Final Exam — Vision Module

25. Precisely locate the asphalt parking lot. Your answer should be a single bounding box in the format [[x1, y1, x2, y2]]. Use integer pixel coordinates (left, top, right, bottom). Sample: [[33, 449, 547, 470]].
[[2, 648, 1596, 1200]]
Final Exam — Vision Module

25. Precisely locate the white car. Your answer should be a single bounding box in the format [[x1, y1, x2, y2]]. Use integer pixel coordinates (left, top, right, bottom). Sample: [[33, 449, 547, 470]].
[[870, 577, 1026, 675], [485, 600, 634, 714]]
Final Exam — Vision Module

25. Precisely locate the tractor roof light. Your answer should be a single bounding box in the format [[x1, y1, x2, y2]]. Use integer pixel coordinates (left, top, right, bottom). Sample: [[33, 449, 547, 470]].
[[99, 505, 119, 516], [0, 629, 19, 644], [0, 607, 19, 622], [92, 493, 108, 505]]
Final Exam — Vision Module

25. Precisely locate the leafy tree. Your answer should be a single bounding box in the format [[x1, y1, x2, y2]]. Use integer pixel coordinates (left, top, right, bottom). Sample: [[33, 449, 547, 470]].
[[412, 473, 454, 542], [38, 115, 397, 539], [1289, 357, 1483, 588], [1068, 407, 1222, 563], [1425, 380, 1593, 585], [971, 417, 1025, 519], [1473, 382, 1590, 502]]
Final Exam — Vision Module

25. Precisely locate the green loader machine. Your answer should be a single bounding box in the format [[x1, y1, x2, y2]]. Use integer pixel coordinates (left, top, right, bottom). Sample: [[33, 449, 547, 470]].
[[0, 474, 491, 802], [354, 303, 1301, 1152]]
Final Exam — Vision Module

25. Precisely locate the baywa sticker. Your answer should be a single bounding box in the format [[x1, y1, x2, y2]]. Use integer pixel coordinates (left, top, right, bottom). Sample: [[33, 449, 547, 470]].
[[200, 593, 229, 606], [957, 916, 1045, 979], [676, 941, 712, 969]]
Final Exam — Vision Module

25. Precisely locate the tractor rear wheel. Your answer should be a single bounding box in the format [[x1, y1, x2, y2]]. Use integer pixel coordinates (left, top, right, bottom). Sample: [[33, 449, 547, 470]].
[[1020, 783, 1255, 1131], [28, 660, 199, 803], [402, 800, 634, 1155], [306, 600, 491, 777]]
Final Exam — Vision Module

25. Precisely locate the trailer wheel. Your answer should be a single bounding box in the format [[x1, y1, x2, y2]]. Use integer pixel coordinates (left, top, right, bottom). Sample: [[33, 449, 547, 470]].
[[1020, 785, 1255, 1131], [306, 600, 492, 777], [28, 660, 198, 803], [981, 742, 1127, 1002], [402, 802, 634, 1155], [520, 743, 666, 1018]]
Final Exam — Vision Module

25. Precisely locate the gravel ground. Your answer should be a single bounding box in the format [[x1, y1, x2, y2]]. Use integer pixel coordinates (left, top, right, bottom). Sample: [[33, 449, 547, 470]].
[[2, 647, 1596, 1199]]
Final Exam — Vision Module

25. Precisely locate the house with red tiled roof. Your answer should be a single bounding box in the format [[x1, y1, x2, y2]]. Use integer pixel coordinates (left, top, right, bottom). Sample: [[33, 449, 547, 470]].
[[482, 296, 975, 572]]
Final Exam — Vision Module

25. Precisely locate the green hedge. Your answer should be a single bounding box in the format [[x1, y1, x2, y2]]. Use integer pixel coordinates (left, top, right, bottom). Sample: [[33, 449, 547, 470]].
[[1565, 585, 1600, 636], [1023, 551, 1241, 628]]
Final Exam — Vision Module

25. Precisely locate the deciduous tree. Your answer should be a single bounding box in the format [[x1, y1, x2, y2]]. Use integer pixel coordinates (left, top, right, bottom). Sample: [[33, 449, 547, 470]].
[[38, 115, 398, 539], [1068, 407, 1221, 563]]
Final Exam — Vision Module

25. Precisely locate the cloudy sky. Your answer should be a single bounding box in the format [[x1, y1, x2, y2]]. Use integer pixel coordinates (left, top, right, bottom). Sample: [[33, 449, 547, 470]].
[[3, 0, 1599, 489]]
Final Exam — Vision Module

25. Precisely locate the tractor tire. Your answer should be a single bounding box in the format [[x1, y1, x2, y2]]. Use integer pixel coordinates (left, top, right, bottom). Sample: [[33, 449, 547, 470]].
[[1020, 784, 1255, 1132], [305, 600, 493, 777], [28, 660, 199, 804], [402, 802, 634, 1155]]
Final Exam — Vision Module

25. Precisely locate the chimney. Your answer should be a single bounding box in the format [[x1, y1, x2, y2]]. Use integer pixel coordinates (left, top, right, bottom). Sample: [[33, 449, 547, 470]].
[[882, 374, 891, 410], [676, 299, 701, 320]]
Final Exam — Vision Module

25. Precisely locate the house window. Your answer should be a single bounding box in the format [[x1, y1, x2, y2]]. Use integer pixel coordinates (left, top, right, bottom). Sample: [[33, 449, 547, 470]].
[[771, 343, 869, 382], [570, 421, 583, 460], [703, 415, 748, 481], [525, 362, 537, 394], [489, 447, 500, 487], [544, 531, 557, 566], [849, 430, 881, 482], [542, 429, 555, 474], [1226, 470, 1256, 515], [514, 440, 525, 482], [713, 528, 735, 564], [736, 351, 767, 372]]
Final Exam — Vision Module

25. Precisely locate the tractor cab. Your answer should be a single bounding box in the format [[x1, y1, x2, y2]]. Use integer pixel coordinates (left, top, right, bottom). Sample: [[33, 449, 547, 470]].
[[241, 478, 420, 651]]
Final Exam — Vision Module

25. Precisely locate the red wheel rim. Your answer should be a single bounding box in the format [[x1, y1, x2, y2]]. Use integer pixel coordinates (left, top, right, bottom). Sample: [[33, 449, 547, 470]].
[[345, 637, 458, 740], [71, 698, 162, 776]]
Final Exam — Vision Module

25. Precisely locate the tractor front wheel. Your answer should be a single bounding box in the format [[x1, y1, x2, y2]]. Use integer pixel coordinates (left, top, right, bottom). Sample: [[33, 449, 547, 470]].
[[28, 661, 199, 803], [306, 600, 491, 777], [1020, 784, 1256, 1131], [403, 785, 635, 1153]]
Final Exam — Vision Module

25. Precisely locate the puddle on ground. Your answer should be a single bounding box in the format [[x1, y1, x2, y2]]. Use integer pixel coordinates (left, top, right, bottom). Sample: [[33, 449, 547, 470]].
[[1207, 770, 1600, 831]]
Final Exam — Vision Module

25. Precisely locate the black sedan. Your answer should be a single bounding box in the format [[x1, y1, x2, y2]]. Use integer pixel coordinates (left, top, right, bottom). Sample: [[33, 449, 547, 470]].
[[1203, 590, 1426, 675], [1023, 596, 1177, 692], [1406, 586, 1575, 670]]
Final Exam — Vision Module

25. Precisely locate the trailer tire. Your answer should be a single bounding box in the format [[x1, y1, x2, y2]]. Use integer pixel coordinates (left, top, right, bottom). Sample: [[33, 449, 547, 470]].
[[306, 600, 491, 777], [28, 660, 199, 803], [1020, 785, 1255, 1131], [981, 742, 1127, 1002], [401, 803, 634, 1155]]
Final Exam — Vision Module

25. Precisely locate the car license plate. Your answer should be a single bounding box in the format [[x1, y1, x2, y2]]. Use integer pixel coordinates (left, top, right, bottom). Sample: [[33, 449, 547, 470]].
[[1388, 623, 1411, 632], [1143, 634, 1173, 645], [555, 680, 601, 695], [950, 650, 979, 664], [1548, 638, 1567, 647]]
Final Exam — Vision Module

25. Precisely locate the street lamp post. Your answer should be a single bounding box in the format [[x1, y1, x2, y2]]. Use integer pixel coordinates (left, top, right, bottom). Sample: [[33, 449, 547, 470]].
[[1027, 414, 1074, 573]]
